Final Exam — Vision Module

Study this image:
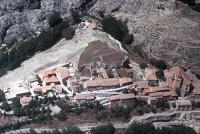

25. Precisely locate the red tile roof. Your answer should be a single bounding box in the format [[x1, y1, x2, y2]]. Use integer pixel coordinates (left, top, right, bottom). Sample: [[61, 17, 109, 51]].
[[143, 86, 170, 94], [109, 94, 135, 101], [149, 90, 177, 97], [83, 78, 132, 89]]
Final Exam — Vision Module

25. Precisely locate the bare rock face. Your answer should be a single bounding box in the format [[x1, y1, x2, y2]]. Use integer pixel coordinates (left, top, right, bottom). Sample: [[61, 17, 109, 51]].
[[0, 0, 44, 44], [41, 0, 84, 14], [90, 0, 200, 73], [0, 0, 87, 44], [0, 0, 30, 16]]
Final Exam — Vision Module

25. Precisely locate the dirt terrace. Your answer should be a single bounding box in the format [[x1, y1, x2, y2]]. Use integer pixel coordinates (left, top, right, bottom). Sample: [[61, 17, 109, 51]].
[[78, 40, 127, 67]]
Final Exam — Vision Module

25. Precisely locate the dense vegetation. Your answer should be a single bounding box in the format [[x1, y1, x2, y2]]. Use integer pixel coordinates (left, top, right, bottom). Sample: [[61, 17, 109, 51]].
[[95, 99, 170, 121], [126, 122, 196, 134], [178, 0, 200, 12], [29, 0, 41, 9], [0, 12, 75, 76], [48, 12, 63, 27], [102, 16, 133, 44]]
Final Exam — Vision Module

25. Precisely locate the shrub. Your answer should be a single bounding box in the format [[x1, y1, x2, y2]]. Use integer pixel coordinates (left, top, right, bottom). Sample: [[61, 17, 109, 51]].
[[123, 34, 134, 45]]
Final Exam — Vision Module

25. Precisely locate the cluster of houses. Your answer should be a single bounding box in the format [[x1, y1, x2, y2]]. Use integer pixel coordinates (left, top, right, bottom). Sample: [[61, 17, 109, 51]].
[[2, 59, 200, 112], [72, 65, 200, 111]]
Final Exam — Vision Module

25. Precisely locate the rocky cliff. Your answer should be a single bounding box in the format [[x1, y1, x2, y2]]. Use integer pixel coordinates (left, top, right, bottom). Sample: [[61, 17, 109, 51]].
[[0, 0, 200, 73]]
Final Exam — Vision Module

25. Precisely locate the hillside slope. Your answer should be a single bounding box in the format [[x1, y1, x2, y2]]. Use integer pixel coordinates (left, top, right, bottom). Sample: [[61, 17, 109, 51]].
[[0, 0, 200, 73], [90, 0, 200, 73]]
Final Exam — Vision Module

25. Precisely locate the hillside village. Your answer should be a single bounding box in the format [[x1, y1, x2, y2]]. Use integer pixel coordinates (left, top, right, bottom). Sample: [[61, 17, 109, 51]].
[[2, 54, 200, 114], [0, 20, 200, 133]]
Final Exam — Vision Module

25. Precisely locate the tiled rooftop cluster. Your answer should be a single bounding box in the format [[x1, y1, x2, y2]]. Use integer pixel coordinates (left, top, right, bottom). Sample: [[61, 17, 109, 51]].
[[2, 60, 200, 110]]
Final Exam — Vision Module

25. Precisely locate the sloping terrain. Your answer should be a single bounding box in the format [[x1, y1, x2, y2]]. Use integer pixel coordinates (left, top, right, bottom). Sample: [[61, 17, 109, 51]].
[[0, 0, 200, 75], [89, 0, 200, 73], [78, 40, 127, 67]]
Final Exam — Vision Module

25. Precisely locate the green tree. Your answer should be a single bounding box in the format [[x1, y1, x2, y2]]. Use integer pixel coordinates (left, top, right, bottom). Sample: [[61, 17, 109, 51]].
[[125, 122, 156, 134], [0, 89, 5, 102], [159, 125, 196, 134], [150, 60, 167, 70], [155, 99, 169, 110], [139, 63, 148, 70], [28, 99, 38, 109], [62, 27, 75, 40], [12, 97, 22, 110], [91, 123, 115, 134], [13, 121, 21, 129], [35, 113, 47, 123], [64, 127, 84, 134], [48, 12, 63, 27], [156, 69, 166, 81], [1, 101, 11, 111], [71, 11, 82, 24], [123, 34, 134, 45], [102, 16, 128, 42]]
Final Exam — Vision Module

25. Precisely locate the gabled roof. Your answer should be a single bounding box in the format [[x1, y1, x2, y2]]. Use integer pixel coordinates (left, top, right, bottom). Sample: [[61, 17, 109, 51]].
[[74, 94, 96, 101], [20, 96, 32, 105], [55, 67, 70, 80], [83, 77, 132, 89]]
